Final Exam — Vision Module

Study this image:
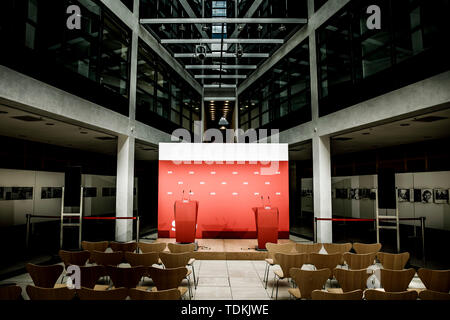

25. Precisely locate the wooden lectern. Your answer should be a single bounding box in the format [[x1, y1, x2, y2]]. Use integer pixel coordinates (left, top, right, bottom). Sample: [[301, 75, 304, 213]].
[[174, 200, 199, 243], [253, 207, 279, 250]]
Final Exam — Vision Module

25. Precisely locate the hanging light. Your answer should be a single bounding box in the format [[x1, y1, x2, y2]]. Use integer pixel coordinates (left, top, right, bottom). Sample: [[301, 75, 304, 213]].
[[218, 117, 229, 126]]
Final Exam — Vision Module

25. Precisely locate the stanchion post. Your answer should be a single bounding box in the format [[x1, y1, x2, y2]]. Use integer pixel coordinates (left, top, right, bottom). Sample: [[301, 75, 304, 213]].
[[136, 216, 140, 251], [421, 217, 426, 265], [26, 214, 31, 250], [313, 217, 317, 243]]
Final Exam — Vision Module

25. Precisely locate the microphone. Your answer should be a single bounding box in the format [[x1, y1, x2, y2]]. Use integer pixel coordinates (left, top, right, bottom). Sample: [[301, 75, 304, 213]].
[[189, 190, 192, 201], [260, 195, 264, 207], [182, 190, 185, 201]]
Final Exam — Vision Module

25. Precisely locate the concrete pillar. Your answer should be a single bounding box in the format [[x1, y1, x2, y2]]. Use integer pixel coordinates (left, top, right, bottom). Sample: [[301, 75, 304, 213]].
[[312, 134, 333, 243], [115, 135, 135, 242]]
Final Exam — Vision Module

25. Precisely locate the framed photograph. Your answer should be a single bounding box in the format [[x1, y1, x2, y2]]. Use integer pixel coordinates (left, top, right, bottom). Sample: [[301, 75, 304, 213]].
[[369, 189, 377, 200], [421, 189, 433, 204], [434, 189, 449, 204], [360, 188, 371, 200], [336, 188, 348, 199], [350, 188, 360, 200], [397, 189, 410, 202]]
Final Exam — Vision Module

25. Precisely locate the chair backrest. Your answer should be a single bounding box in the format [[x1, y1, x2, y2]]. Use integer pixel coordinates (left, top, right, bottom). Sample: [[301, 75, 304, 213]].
[[295, 243, 322, 254], [364, 289, 417, 301], [159, 252, 191, 268], [352, 243, 382, 254], [290, 268, 331, 299], [26, 263, 63, 288], [79, 266, 106, 289], [310, 253, 343, 271], [266, 242, 295, 261], [90, 251, 124, 266], [109, 241, 138, 253], [417, 268, 450, 293], [76, 287, 129, 300], [419, 289, 450, 300], [323, 243, 352, 255], [343, 252, 377, 269], [58, 250, 90, 267], [129, 288, 181, 300], [105, 266, 148, 289], [0, 285, 22, 300], [377, 252, 409, 270], [274, 253, 309, 278], [26, 285, 75, 300], [333, 268, 370, 292], [380, 268, 416, 292], [138, 242, 167, 254], [311, 289, 363, 300], [148, 267, 188, 291], [125, 252, 159, 267], [168, 243, 195, 253], [81, 241, 109, 253]]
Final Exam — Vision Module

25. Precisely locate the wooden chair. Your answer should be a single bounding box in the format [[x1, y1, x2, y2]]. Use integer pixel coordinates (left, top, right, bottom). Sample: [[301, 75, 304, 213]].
[[76, 287, 129, 300], [26, 263, 63, 288], [0, 285, 22, 300], [124, 252, 159, 267], [333, 268, 370, 292], [295, 243, 322, 263], [377, 252, 409, 270], [81, 241, 109, 263], [417, 268, 450, 293], [58, 250, 91, 267], [380, 268, 416, 292], [167, 243, 198, 289], [159, 252, 194, 299], [105, 266, 148, 289], [147, 266, 189, 299], [311, 289, 363, 300], [138, 242, 167, 254], [271, 253, 309, 300], [323, 243, 352, 265], [352, 243, 382, 254], [90, 251, 124, 266], [109, 241, 138, 253], [129, 288, 181, 300], [419, 289, 450, 300], [310, 253, 343, 271], [26, 285, 75, 300], [264, 242, 296, 289], [343, 252, 377, 269], [78, 266, 106, 289], [288, 268, 331, 300], [364, 289, 418, 300]]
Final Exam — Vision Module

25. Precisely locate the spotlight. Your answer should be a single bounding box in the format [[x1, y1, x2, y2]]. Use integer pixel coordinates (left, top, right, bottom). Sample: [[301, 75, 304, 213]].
[[236, 46, 244, 59], [257, 24, 263, 32], [159, 24, 166, 32], [179, 24, 186, 31], [279, 24, 286, 32], [195, 45, 207, 61], [202, 24, 210, 31], [238, 24, 245, 31]]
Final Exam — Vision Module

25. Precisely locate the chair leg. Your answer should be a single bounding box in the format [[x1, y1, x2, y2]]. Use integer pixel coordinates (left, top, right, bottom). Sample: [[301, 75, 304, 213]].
[[263, 264, 268, 288], [275, 278, 279, 300], [271, 273, 276, 298], [191, 264, 197, 289], [187, 277, 192, 300]]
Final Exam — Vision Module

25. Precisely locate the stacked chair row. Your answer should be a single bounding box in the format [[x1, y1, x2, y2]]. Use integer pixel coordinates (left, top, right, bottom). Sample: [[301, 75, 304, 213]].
[[264, 242, 450, 300]]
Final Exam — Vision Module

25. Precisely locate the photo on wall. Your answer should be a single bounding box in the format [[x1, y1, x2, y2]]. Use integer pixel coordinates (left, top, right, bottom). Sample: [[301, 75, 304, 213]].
[[398, 189, 410, 202], [421, 189, 433, 204], [370, 189, 377, 200], [359, 188, 371, 200], [413, 189, 422, 203], [350, 188, 360, 200], [434, 189, 449, 204], [336, 188, 348, 199]]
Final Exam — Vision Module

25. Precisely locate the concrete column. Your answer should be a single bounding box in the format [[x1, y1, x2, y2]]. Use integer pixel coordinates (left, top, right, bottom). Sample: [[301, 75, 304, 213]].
[[115, 135, 135, 241], [312, 134, 333, 243], [128, 0, 140, 121]]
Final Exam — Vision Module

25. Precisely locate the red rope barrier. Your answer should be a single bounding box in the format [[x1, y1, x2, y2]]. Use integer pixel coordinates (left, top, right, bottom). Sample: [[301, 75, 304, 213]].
[[315, 217, 425, 222], [28, 215, 137, 220]]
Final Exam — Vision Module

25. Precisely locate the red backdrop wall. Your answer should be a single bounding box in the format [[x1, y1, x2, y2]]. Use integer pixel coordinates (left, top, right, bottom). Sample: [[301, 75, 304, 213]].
[[158, 161, 289, 239]]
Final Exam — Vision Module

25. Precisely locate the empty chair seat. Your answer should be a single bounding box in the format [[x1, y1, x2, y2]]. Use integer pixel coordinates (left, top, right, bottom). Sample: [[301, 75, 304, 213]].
[[26, 285, 75, 300], [352, 243, 382, 254], [288, 268, 331, 300], [76, 287, 129, 300], [310, 253, 343, 271], [364, 289, 418, 300], [167, 243, 198, 289], [343, 252, 377, 269], [159, 252, 194, 299], [109, 241, 138, 253], [129, 288, 181, 300], [312, 289, 363, 300], [0, 285, 22, 300], [264, 242, 296, 289], [105, 266, 148, 289], [26, 263, 63, 288], [377, 252, 409, 270], [271, 253, 309, 300], [418, 290, 450, 300], [81, 241, 109, 263], [417, 268, 450, 293], [125, 252, 159, 267], [295, 243, 322, 261], [90, 251, 124, 266], [78, 266, 106, 289], [138, 242, 167, 254], [147, 266, 189, 299], [59, 250, 90, 267], [334, 268, 370, 293], [380, 268, 416, 292], [323, 243, 352, 265]]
